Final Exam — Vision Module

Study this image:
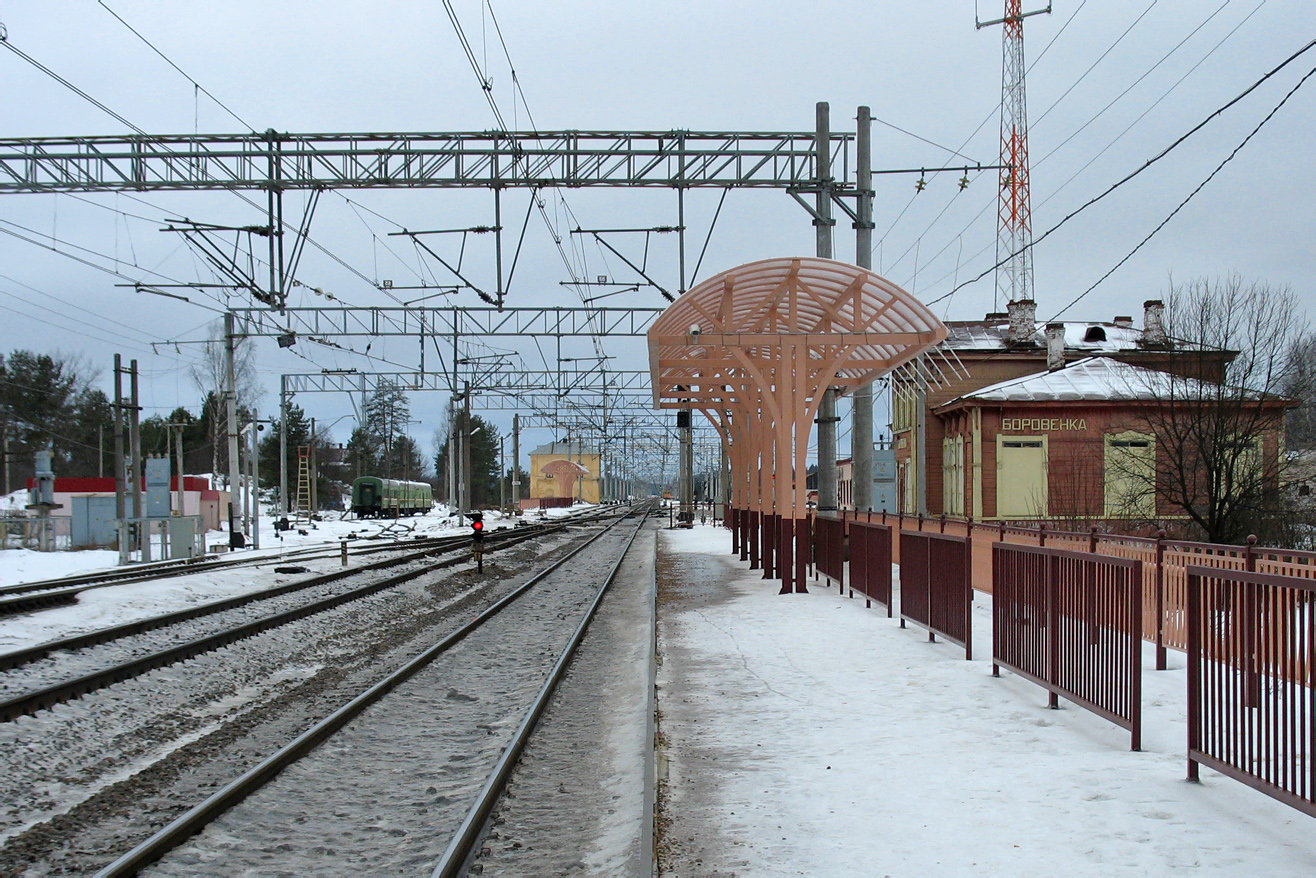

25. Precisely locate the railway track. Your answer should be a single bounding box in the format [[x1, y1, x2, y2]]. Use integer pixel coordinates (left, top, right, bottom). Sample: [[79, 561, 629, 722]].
[[0, 536, 460, 618], [0, 505, 612, 616], [82, 499, 655, 876], [0, 522, 560, 721]]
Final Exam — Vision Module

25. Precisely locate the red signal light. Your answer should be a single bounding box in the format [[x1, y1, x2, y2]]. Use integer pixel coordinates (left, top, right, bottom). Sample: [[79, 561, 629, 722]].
[[472, 521, 483, 531]]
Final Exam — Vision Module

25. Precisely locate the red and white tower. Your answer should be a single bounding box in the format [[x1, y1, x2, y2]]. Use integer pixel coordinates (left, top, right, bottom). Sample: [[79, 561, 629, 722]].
[[979, 1, 1050, 309]]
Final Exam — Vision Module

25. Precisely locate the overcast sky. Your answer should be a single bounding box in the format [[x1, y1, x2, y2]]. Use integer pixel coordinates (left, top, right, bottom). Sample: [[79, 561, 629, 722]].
[[1, 1, 1312, 466]]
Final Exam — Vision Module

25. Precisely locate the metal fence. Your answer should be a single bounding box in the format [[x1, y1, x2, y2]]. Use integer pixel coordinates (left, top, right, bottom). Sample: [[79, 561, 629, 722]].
[[993, 543, 1144, 750], [849, 521, 892, 615], [1187, 565, 1316, 817], [814, 514, 845, 589], [0, 515, 72, 551], [847, 511, 1316, 666], [898, 530, 973, 659]]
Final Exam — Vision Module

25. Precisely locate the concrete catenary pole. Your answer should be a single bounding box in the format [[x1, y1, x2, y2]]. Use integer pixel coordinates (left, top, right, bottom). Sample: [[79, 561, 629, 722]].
[[511, 413, 520, 511], [851, 105, 876, 511], [224, 312, 243, 547], [815, 101, 838, 512], [279, 378, 289, 517]]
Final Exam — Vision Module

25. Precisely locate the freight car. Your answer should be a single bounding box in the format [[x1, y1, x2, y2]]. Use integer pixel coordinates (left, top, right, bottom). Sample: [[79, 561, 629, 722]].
[[350, 477, 433, 518]]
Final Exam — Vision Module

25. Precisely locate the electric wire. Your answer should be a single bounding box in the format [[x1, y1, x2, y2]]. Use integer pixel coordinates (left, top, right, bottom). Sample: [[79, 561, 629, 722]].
[[927, 35, 1316, 305], [97, 1, 255, 132], [911, 0, 1266, 302], [0, 38, 146, 134], [1045, 61, 1316, 322]]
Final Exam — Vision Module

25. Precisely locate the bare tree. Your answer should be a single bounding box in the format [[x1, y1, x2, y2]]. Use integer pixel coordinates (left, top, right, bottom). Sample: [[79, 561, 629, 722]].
[[1125, 277, 1308, 544], [1284, 332, 1316, 450], [189, 320, 262, 484]]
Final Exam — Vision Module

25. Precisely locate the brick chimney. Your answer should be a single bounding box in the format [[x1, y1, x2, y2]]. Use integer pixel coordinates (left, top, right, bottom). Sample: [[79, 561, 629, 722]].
[[1006, 299, 1037, 345], [1142, 300, 1167, 347], [1113, 315, 1133, 329], [1045, 323, 1066, 371]]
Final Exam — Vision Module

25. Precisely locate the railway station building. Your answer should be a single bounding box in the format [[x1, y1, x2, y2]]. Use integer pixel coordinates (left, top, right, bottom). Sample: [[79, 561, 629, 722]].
[[527, 441, 601, 507], [889, 298, 1286, 525]]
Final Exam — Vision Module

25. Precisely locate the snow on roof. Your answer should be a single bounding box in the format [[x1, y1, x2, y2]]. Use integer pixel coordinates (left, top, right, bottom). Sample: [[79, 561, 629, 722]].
[[528, 440, 597, 456], [940, 356, 1187, 405], [942, 320, 1144, 353]]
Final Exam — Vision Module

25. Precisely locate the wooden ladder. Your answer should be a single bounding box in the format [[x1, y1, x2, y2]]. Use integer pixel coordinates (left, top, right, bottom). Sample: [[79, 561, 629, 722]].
[[294, 445, 311, 523]]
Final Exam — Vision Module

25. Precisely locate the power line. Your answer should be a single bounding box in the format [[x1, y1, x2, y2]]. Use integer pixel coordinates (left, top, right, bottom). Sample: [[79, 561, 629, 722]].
[[1046, 61, 1316, 321], [0, 38, 145, 134], [97, 1, 255, 132], [929, 36, 1316, 305]]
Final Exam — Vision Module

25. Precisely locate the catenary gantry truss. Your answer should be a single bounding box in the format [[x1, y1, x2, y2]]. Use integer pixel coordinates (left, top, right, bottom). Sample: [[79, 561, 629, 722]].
[[649, 256, 947, 592], [0, 130, 849, 193]]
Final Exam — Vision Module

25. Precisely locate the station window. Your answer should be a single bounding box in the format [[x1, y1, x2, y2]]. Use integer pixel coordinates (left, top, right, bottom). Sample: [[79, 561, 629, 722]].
[[1104, 431, 1155, 518]]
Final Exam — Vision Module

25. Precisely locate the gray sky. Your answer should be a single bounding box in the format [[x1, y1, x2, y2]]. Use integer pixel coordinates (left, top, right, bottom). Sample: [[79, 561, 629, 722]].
[[1, 1, 1312, 464]]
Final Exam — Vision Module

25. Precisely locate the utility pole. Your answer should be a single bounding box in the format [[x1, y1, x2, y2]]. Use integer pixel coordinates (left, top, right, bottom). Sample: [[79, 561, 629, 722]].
[[309, 416, 318, 517], [113, 354, 126, 562], [511, 413, 520, 513], [224, 311, 243, 548], [461, 383, 472, 511], [250, 413, 261, 549], [129, 359, 142, 525], [499, 433, 506, 512], [279, 378, 289, 517], [852, 105, 876, 512], [814, 101, 838, 512]]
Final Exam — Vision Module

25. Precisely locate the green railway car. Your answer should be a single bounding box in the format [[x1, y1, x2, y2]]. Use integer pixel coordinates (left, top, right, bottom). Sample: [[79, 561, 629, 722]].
[[351, 477, 433, 518]]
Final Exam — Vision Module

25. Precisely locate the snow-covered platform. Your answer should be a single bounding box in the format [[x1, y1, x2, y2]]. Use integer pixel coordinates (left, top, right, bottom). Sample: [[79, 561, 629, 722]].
[[655, 525, 1316, 876]]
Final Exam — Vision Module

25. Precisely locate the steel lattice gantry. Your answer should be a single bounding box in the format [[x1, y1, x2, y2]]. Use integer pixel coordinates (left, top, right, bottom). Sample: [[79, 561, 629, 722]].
[[233, 306, 665, 341], [0, 130, 848, 193]]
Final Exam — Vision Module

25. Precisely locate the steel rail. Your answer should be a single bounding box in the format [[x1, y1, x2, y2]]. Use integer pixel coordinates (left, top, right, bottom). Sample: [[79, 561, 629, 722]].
[[433, 502, 651, 877], [0, 529, 447, 602], [0, 506, 613, 614], [0, 524, 561, 721], [92, 502, 650, 877], [0, 530, 476, 617], [0, 528, 538, 672]]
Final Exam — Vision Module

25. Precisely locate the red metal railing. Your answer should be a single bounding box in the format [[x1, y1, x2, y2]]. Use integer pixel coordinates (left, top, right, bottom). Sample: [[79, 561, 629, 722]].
[[899, 530, 973, 659], [1186, 565, 1316, 817], [814, 514, 845, 589], [992, 543, 1143, 750], [849, 520, 892, 615]]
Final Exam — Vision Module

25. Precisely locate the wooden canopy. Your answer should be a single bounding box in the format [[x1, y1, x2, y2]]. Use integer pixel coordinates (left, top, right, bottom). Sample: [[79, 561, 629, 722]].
[[648, 257, 946, 592]]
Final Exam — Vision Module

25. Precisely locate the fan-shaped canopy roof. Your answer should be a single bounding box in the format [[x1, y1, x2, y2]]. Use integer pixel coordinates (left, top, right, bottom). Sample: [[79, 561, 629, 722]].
[[649, 257, 947, 409]]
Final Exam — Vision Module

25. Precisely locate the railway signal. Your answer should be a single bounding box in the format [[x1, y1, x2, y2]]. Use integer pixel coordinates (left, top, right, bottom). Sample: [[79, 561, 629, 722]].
[[467, 511, 485, 572]]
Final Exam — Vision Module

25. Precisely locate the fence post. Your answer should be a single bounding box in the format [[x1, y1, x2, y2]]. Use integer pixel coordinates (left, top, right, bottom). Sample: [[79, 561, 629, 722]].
[[1155, 529, 1167, 671], [1186, 570, 1201, 781], [1243, 535, 1261, 708], [964, 535, 974, 660], [1047, 552, 1060, 709], [1089, 525, 1099, 554], [1245, 534, 1257, 572], [1129, 559, 1144, 752], [1039, 522, 1047, 548], [940, 513, 946, 534]]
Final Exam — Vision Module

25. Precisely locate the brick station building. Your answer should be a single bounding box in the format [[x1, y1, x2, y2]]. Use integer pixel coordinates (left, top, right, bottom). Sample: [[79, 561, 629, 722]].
[[889, 298, 1280, 524]]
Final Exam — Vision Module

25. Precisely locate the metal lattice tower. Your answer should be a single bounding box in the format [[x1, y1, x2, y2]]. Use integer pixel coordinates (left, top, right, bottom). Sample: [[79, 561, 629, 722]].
[[980, 2, 1050, 309]]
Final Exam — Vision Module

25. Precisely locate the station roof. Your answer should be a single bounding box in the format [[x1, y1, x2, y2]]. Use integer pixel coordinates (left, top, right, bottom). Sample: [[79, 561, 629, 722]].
[[648, 256, 946, 410], [528, 441, 597, 456], [942, 320, 1144, 353], [934, 356, 1288, 411]]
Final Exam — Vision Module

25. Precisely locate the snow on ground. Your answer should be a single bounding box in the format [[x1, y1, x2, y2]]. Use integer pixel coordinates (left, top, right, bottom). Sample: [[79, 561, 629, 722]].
[[657, 525, 1316, 876], [0, 503, 599, 652]]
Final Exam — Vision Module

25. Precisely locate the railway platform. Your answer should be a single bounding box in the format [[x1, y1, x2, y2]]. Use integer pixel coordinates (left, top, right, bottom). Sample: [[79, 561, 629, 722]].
[[654, 523, 1316, 876]]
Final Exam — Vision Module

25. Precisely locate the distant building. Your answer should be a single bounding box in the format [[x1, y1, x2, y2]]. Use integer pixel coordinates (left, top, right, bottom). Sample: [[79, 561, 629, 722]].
[[24, 475, 228, 531], [527, 441, 600, 506]]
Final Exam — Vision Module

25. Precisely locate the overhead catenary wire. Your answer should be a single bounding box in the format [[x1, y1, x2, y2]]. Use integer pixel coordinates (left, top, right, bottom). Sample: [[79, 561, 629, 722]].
[[97, 1, 255, 132]]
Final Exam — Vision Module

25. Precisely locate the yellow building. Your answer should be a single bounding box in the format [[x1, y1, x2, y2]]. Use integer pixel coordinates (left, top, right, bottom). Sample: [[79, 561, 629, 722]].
[[528, 441, 601, 505]]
